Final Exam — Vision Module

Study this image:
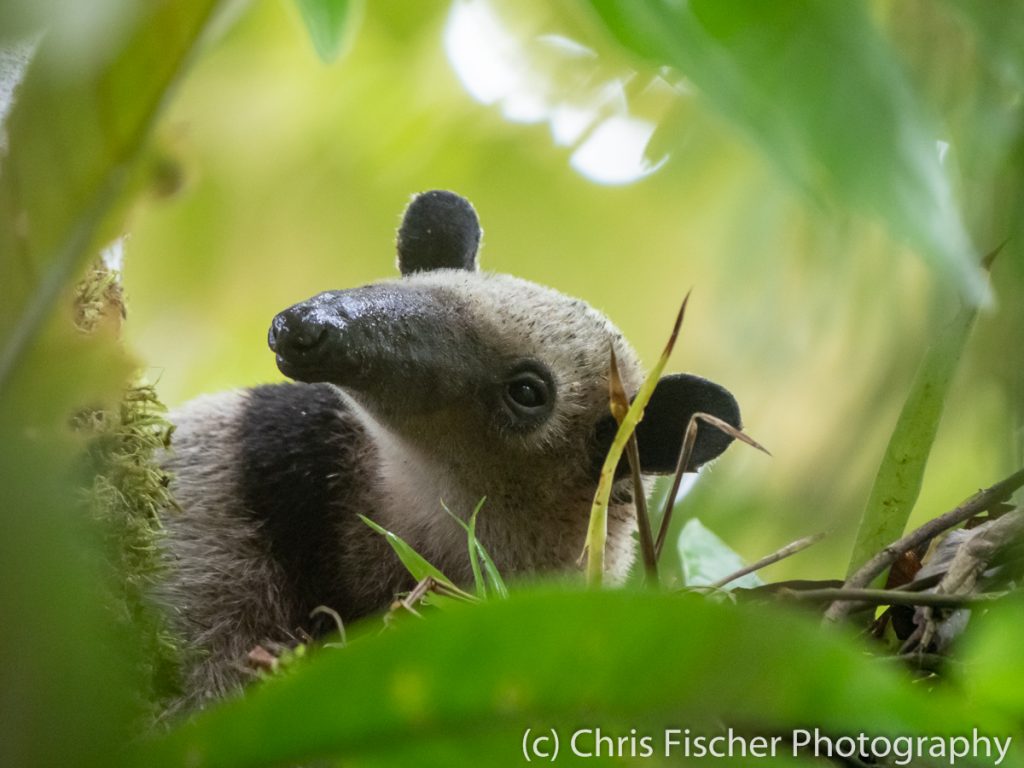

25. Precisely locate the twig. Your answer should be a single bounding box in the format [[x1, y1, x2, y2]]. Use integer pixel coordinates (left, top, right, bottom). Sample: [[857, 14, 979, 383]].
[[625, 434, 658, 583], [655, 411, 700, 559], [824, 467, 1024, 623], [709, 531, 827, 589], [654, 413, 769, 559], [789, 586, 1008, 608], [611, 348, 658, 582]]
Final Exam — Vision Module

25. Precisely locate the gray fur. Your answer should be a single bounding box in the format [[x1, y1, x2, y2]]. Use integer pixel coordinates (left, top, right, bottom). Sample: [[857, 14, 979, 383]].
[[158, 191, 737, 711]]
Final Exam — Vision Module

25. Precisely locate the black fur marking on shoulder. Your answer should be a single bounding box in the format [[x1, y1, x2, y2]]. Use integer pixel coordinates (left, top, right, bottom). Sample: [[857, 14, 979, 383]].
[[239, 382, 364, 635], [397, 190, 481, 275]]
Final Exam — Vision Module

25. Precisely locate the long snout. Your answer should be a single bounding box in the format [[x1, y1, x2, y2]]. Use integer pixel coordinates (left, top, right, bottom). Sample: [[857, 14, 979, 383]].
[[268, 291, 354, 380], [268, 283, 461, 389]]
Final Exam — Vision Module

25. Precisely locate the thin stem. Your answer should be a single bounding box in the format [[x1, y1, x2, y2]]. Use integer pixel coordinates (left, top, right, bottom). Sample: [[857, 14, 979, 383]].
[[709, 531, 827, 589], [790, 586, 1007, 608], [655, 415, 700, 560], [626, 434, 658, 583]]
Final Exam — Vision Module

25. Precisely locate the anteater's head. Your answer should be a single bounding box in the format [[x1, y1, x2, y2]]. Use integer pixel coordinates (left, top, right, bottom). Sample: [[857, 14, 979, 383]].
[[268, 191, 740, 529]]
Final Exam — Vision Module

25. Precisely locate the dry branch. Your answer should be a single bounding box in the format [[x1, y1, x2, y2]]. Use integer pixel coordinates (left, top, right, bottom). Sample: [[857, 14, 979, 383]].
[[824, 467, 1024, 623]]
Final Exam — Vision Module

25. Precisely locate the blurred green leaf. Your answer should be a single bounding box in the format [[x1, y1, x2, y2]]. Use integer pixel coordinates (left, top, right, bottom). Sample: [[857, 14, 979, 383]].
[[844, 294, 981, 580], [959, 593, 1024, 718], [678, 517, 764, 589], [586, 0, 988, 303], [0, 0, 222, 394], [0, 319, 139, 768], [294, 0, 361, 63], [141, 588, 1009, 768], [945, 0, 1024, 90]]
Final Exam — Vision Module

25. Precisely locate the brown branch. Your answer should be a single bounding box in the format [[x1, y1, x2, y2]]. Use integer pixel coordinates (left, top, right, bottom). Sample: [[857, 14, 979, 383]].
[[626, 434, 658, 583], [789, 586, 1008, 608], [654, 413, 769, 560], [709, 531, 827, 589], [824, 467, 1024, 623]]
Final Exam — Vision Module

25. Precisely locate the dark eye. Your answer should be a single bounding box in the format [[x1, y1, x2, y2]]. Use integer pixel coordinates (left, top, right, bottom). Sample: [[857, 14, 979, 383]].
[[500, 364, 554, 424], [507, 378, 546, 409]]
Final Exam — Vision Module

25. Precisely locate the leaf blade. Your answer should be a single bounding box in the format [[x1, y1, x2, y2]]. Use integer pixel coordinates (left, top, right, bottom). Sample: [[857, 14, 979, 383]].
[[293, 0, 360, 63], [0, 0, 223, 394], [139, 589, 1007, 768], [587, 0, 988, 303]]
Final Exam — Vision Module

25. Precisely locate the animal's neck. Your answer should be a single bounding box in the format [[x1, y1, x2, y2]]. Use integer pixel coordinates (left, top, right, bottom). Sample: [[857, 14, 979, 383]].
[[347, 402, 637, 585]]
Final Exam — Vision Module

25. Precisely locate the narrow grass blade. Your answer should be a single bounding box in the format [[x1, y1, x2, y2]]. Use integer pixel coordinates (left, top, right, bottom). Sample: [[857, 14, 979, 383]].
[[358, 515, 474, 601], [583, 293, 688, 586], [441, 500, 485, 598], [442, 498, 509, 599]]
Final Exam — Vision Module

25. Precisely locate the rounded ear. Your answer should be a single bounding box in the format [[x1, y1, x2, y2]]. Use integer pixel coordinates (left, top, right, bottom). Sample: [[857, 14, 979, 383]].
[[635, 373, 741, 473], [396, 190, 481, 275], [593, 373, 741, 477]]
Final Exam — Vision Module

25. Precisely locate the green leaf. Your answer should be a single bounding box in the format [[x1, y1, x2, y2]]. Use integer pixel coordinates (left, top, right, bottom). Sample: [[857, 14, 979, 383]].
[[584, 298, 686, 585], [678, 518, 764, 589], [358, 514, 475, 601], [441, 499, 486, 597], [140, 589, 1009, 768], [945, 0, 1024, 91], [587, 0, 988, 304], [442, 498, 509, 600], [844, 297, 980, 579], [0, 0, 223, 395], [959, 593, 1024, 719], [294, 0, 361, 63]]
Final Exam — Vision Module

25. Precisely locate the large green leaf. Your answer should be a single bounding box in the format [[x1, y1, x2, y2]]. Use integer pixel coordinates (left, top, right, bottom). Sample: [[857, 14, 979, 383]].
[[141, 589, 1011, 768], [677, 517, 764, 589], [586, 0, 988, 303], [0, 320, 140, 768], [959, 593, 1024, 719], [844, 298, 980, 579], [0, 0, 223, 394], [0, 3, 229, 766]]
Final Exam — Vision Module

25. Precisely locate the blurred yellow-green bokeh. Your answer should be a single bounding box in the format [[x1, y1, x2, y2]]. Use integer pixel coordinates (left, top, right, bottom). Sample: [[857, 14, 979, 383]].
[[115, 0, 1022, 579], [4, 2, 1024, 766]]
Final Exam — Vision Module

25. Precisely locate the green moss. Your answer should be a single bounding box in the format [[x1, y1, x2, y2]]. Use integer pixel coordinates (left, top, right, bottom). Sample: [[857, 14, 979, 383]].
[[73, 260, 183, 717]]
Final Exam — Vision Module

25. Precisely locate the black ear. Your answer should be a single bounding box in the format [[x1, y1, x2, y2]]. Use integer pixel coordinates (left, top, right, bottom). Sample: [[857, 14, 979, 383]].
[[396, 190, 481, 275], [593, 373, 741, 476]]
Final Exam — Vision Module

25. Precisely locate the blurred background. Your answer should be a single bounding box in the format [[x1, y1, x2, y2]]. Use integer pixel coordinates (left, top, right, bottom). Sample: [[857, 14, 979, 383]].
[[3, 3, 1024, 765], [115, 0, 1023, 580]]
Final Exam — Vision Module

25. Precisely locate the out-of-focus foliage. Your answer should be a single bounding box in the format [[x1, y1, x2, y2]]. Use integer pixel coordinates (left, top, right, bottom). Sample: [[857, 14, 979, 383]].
[[2, 0, 1024, 766], [588, 0, 987, 304], [73, 262, 183, 714], [0, 0, 221, 391], [960, 594, 1024, 719], [845, 284, 983, 579], [677, 517, 764, 589], [294, 0, 363, 63], [140, 589, 1011, 768], [0, 2, 231, 766]]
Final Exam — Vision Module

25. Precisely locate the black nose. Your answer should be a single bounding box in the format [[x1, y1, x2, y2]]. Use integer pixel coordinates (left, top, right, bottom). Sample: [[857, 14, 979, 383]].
[[268, 310, 328, 355]]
